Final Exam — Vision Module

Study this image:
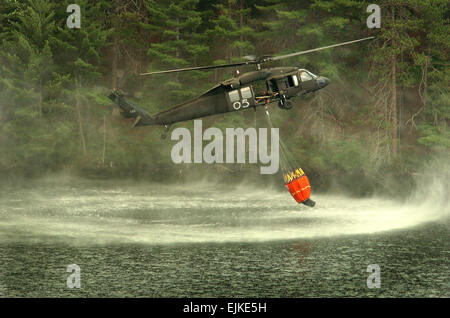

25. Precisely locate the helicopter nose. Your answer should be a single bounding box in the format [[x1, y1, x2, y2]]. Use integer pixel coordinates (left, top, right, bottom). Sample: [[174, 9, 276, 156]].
[[317, 76, 330, 89]]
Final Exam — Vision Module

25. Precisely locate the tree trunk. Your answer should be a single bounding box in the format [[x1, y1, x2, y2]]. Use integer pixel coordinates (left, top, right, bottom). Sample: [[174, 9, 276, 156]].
[[112, 34, 118, 89], [75, 78, 87, 156], [227, 1, 232, 62], [390, 6, 398, 158], [423, 47, 429, 109], [102, 115, 106, 165], [39, 78, 42, 119], [239, 0, 243, 57], [176, 17, 180, 82]]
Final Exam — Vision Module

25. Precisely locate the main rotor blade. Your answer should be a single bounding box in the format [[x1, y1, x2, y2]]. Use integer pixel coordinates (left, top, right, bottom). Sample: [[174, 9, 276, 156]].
[[140, 37, 374, 76], [140, 61, 251, 76], [271, 36, 375, 61]]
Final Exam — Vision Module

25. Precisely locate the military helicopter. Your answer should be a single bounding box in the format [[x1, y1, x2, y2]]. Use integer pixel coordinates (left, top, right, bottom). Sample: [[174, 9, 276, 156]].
[[108, 37, 373, 136]]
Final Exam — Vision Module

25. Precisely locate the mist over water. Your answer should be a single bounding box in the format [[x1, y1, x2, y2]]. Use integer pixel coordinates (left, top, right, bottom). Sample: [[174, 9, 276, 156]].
[[0, 172, 448, 297], [0, 174, 447, 245]]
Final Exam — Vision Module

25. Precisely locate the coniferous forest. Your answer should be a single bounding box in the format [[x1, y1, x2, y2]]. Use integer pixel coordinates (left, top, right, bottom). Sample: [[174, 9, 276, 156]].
[[0, 0, 448, 197]]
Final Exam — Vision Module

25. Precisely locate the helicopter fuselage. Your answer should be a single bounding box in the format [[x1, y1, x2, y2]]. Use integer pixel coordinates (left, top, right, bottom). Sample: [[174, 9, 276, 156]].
[[108, 67, 329, 127], [109, 37, 374, 129]]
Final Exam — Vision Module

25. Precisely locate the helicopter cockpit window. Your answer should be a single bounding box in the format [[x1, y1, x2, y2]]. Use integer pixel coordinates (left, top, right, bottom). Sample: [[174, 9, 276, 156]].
[[228, 90, 240, 102], [240, 87, 252, 99], [300, 71, 313, 82]]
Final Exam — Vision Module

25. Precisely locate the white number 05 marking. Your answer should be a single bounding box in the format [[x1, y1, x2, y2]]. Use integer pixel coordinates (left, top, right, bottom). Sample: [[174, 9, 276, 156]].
[[232, 99, 250, 110]]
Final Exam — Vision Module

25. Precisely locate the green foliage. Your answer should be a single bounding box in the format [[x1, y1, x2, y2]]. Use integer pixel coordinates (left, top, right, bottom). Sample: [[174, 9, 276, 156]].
[[144, 0, 209, 104], [0, 0, 447, 196], [417, 123, 450, 148]]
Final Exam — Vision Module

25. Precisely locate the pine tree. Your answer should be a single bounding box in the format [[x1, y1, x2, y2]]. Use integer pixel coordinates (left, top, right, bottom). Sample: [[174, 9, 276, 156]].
[[405, 0, 449, 150], [0, 0, 59, 175], [207, 0, 254, 65], [368, 0, 449, 160], [49, 0, 110, 158], [143, 0, 210, 106], [0, 0, 23, 41]]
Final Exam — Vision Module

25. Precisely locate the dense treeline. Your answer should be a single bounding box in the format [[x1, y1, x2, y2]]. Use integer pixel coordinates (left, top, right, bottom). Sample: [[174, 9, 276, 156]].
[[0, 0, 448, 196]]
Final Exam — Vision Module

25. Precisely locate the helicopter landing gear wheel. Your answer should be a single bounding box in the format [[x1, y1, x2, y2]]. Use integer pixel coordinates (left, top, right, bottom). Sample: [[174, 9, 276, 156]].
[[278, 95, 293, 110]]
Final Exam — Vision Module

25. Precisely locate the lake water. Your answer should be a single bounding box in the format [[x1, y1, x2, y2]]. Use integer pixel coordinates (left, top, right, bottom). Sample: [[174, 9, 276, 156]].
[[0, 178, 448, 297]]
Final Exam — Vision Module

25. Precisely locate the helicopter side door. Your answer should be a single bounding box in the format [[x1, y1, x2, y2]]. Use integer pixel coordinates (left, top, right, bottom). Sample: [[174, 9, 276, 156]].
[[267, 74, 300, 96], [226, 86, 256, 112]]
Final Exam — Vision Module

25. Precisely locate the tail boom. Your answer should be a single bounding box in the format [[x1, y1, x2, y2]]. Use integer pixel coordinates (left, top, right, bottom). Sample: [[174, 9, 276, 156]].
[[108, 90, 156, 126]]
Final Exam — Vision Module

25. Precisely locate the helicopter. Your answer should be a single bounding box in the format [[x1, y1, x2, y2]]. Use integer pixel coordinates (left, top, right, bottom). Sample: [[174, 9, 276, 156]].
[[108, 37, 374, 137]]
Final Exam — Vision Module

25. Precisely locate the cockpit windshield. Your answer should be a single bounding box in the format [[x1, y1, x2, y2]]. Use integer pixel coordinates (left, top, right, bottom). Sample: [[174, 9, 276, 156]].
[[299, 71, 313, 82], [306, 70, 317, 78], [298, 69, 317, 81]]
